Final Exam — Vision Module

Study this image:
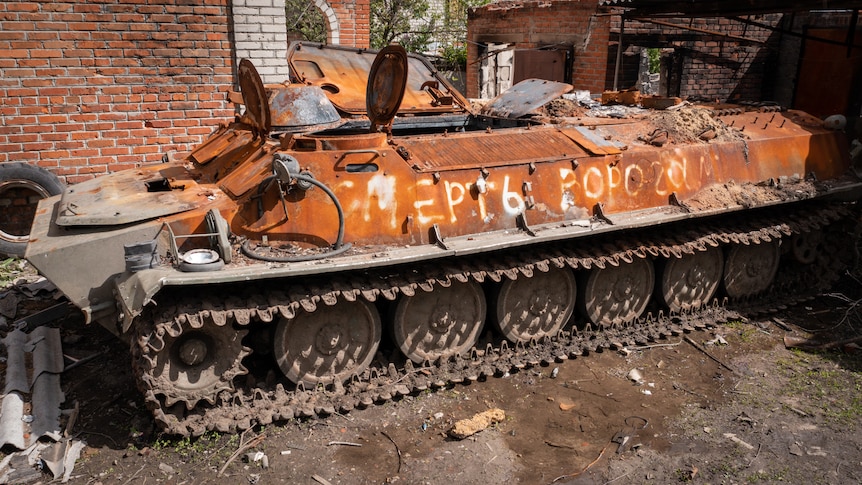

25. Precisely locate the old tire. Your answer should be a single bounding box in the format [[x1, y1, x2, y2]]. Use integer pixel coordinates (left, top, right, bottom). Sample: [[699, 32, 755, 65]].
[[0, 163, 64, 257]]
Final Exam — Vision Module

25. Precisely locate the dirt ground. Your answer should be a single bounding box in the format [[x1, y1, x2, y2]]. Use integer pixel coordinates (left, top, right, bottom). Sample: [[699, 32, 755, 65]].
[[2, 260, 862, 485]]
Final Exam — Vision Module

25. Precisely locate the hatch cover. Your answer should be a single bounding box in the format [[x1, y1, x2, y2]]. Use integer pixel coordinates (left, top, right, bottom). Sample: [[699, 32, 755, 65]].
[[238, 59, 272, 136], [366, 45, 408, 132]]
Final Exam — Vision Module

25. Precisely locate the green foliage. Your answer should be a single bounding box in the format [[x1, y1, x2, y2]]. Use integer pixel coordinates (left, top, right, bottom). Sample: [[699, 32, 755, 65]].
[[0, 258, 22, 289], [371, 0, 491, 56], [285, 0, 327, 43], [439, 44, 467, 70], [647, 48, 661, 74], [370, 0, 435, 52]]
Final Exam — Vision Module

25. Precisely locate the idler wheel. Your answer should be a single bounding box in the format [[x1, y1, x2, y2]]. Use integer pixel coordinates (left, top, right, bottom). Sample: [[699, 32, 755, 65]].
[[392, 280, 486, 363], [582, 258, 654, 325], [493, 266, 576, 343], [658, 247, 724, 313], [137, 321, 249, 410], [274, 299, 382, 386], [723, 241, 780, 298]]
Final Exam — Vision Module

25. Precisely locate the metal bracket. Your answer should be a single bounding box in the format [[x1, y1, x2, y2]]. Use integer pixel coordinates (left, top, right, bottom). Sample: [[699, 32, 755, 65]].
[[668, 192, 691, 213], [592, 202, 614, 225], [516, 212, 537, 237], [430, 223, 448, 250]]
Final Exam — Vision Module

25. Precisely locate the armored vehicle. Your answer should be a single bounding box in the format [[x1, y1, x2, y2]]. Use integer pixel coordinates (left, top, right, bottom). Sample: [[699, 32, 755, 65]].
[[26, 43, 862, 435]]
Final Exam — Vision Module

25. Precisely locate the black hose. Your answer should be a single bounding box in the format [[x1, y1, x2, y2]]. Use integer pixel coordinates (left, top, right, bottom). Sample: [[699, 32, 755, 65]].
[[241, 173, 352, 263]]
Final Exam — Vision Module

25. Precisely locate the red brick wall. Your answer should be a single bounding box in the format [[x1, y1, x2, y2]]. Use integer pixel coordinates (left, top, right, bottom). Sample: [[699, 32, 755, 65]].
[[332, 0, 370, 48], [0, 1, 235, 184], [467, 0, 609, 98]]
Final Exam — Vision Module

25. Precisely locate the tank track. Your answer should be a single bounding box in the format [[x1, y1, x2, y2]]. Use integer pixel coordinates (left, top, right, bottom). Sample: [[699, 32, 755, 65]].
[[132, 203, 854, 436]]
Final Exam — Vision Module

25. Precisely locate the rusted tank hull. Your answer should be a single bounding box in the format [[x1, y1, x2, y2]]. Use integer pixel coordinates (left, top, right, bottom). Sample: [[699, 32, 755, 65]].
[[23, 43, 862, 436]]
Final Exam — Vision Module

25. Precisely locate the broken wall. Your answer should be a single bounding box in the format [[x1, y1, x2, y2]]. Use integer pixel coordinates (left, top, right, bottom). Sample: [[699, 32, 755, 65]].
[[609, 15, 784, 102], [466, 0, 610, 98]]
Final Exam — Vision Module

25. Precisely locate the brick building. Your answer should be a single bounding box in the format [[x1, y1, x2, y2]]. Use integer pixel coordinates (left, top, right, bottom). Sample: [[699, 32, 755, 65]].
[[466, 0, 612, 98], [466, 0, 862, 120], [0, 0, 369, 184]]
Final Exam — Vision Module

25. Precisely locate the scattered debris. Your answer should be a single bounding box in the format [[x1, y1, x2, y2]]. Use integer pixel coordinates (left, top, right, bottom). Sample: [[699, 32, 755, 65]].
[[783, 334, 862, 351], [558, 401, 576, 412], [684, 336, 737, 374], [627, 369, 644, 385], [449, 408, 506, 440], [723, 433, 755, 450], [312, 474, 334, 485], [789, 442, 804, 456], [327, 441, 362, 447], [806, 446, 827, 456], [787, 405, 809, 417], [545, 440, 577, 449], [218, 430, 266, 477], [735, 412, 756, 426], [771, 317, 793, 331], [245, 450, 269, 468], [553, 440, 611, 482], [381, 431, 402, 474], [704, 335, 728, 346]]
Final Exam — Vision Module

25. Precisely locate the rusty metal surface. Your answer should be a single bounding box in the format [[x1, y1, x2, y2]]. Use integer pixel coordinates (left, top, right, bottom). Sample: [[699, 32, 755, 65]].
[[366, 45, 408, 131], [399, 127, 589, 171], [54, 163, 224, 226], [287, 42, 470, 115], [23, 46, 862, 343], [560, 127, 624, 155], [481, 79, 573, 118], [190, 125, 255, 165], [268, 85, 341, 130], [238, 59, 271, 135]]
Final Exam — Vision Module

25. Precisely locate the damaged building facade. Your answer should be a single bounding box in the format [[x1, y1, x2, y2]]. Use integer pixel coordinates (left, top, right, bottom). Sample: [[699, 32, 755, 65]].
[[466, 0, 862, 120]]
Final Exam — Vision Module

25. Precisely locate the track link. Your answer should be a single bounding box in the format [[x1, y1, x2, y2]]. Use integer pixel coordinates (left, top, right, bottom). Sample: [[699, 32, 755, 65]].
[[132, 203, 854, 436]]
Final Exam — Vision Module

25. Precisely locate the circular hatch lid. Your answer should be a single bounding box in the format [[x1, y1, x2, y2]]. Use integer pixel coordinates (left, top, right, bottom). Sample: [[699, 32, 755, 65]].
[[366, 45, 408, 133], [238, 59, 272, 136]]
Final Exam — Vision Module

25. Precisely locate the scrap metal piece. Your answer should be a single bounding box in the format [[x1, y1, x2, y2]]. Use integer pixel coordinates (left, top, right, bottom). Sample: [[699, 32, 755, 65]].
[[30, 326, 64, 377], [30, 373, 64, 443], [516, 212, 537, 237], [481, 79, 574, 118], [40, 438, 86, 482], [0, 393, 26, 449], [3, 330, 28, 393]]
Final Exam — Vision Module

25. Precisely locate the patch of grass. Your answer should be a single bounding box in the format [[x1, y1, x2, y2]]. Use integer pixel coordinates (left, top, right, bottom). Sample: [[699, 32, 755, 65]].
[[723, 320, 758, 343], [0, 258, 23, 288], [674, 468, 693, 482], [151, 431, 237, 464], [775, 350, 862, 426], [706, 460, 739, 478]]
